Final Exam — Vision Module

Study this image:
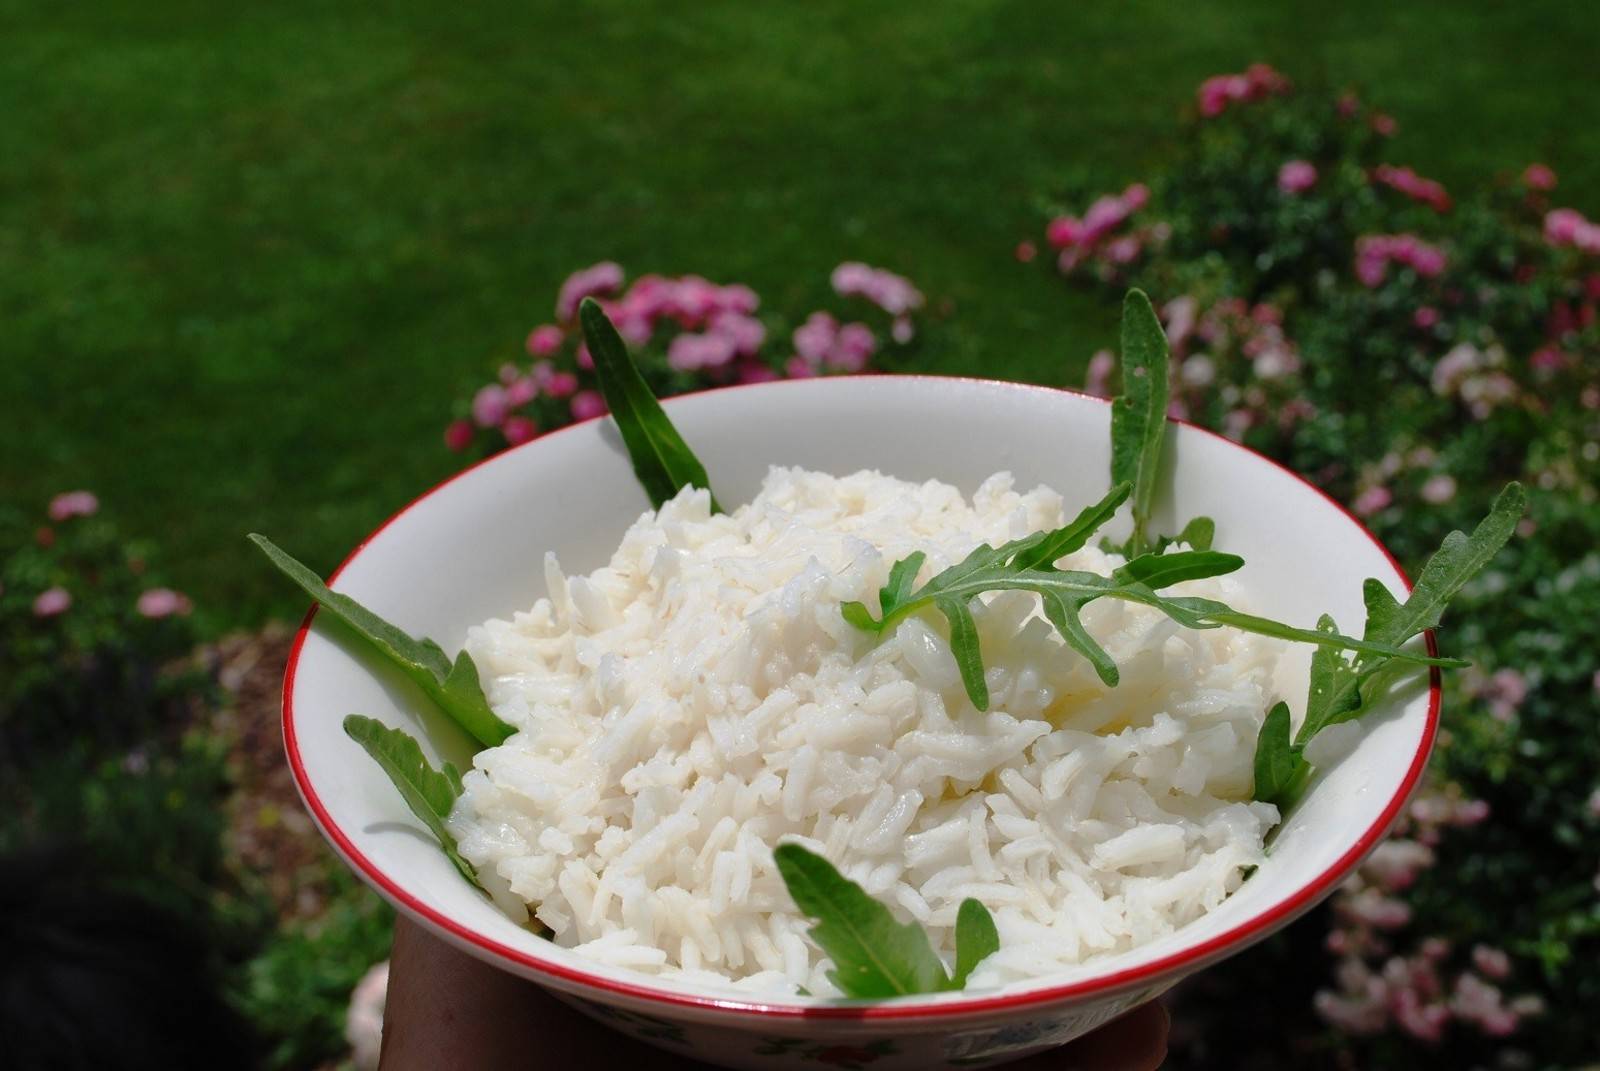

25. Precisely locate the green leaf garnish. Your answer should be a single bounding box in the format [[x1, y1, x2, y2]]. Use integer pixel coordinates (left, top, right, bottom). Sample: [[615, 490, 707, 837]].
[[1251, 701, 1308, 809], [774, 843, 996, 997], [580, 297, 722, 512], [841, 483, 1456, 711], [1252, 482, 1525, 812], [1153, 515, 1215, 553], [1297, 481, 1525, 747], [343, 714, 479, 887], [250, 534, 515, 748], [951, 897, 1001, 990], [1110, 289, 1170, 557]]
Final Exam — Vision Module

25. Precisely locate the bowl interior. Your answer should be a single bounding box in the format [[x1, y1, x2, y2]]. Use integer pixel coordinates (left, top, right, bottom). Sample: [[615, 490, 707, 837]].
[[286, 376, 1433, 1015]]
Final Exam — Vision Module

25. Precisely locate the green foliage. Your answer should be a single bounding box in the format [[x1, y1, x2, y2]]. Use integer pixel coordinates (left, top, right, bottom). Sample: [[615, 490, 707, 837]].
[[773, 843, 997, 997], [1109, 289, 1172, 556], [1253, 485, 1524, 810], [1047, 70, 1598, 1068], [343, 715, 478, 886], [231, 871, 395, 1071], [843, 471, 1454, 710], [251, 534, 513, 748], [1, 505, 206, 768], [579, 298, 723, 512]]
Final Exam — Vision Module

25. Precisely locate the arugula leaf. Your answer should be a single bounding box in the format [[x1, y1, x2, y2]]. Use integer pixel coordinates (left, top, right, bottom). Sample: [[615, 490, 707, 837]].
[[775, 843, 952, 997], [774, 843, 997, 996], [841, 493, 1455, 710], [1153, 515, 1215, 553], [1251, 484, 1525, 814], [343, 715, 479, 886], [1110, 289, 1170, 557], [1251, 701, 1308, 809], [250, 534, 515, 748], [580, 297, 722, 512], [951, 897, 1001, 989], [1295, 481, 1526, 747]]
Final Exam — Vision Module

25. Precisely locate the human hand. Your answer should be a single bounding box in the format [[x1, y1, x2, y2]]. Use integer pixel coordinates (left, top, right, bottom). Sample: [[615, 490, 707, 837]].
[[379, 916, 1168, 1070]]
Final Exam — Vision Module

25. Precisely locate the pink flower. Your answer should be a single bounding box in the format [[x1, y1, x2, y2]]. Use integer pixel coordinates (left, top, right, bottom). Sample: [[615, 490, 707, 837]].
[[1471, 945, 1512, 981], [570, 390, 607, 422], [1545, 208, 1585, 244], [1522, 163, 1557, 191], [1371, 113, 1398, 137], [501, 416, 538, 446], [136, 588, 193, 619], [555, 262, 625, 322], [1121, 182, 1150, 211], [707, 310, 766, 357], [1104, 235, 1141, 265], [576, 343, 594, 370], [1162, 296, 1199, 353], [830, 263, 923, 316], [1340, 888, 1411, 929], [444, 420, 474, 452], [1014, 240, 1037, 263], [1420, 474, 1457, 504], [1529, 346, 1566, 375], [506, 377, 538, 407], [33, 586, 72, 617], [1431, 343, 1482, 394], [1356, 234, 1448, 286], [1451, 973, 1519, 1036], [1245, 63, 1290, 95], [666, 331, 737, 372], [1353, 486, 1393, 517], [1355, 251, 1388, 288], [891, 315, 914, 344], [1084, 350, 1116, 398], [1046, 216, 1083, 248], [829, 322, 877, 372], [1480, 667, 1528, 721], [48, 491, 99, 522], [544, 371, 579, 398], [1197, 64, 1289, 117], [784, 355, 817, 379], [1080, 195, 1129, 243], [736, 363, 780, 385], [1412, 305, 1440, 329], [1278, 159, 1318, 194], [1364, 839, 1434, 891], [1373, 165, 1452, 212], [1588, 785, 1600, 817], [719, 283, 760, 315], [1454, 798, 1490, 826], [793, 312, 838, 368], [1391, 987, 1448, 1042], [497, 363, 519, 385], [1336, 93, 1361, 119], [1408, 242, 1447, 277], [1544, 207, 1600, 253], [526, 324, 564, 357], [471, 384, 511, 428]]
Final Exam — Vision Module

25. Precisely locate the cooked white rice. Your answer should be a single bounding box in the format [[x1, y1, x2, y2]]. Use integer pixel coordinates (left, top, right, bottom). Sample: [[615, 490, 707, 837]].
[[450, 468, 1281, 996]]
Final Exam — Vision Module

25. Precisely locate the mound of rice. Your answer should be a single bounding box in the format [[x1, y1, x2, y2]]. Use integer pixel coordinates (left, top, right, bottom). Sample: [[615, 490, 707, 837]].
[[451, 468, 1282, 995]]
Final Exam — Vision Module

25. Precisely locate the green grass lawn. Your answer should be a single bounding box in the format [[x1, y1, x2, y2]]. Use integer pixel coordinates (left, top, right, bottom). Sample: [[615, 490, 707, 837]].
[[4, 0, 1597, 633]]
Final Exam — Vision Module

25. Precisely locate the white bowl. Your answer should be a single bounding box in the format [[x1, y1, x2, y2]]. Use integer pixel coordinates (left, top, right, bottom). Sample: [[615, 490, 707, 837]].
[[283, 376, 1437, 1070]]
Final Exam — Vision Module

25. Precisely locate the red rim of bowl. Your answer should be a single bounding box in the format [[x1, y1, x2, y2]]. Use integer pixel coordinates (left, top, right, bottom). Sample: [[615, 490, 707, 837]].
[[282, 376, 1441, 1021]]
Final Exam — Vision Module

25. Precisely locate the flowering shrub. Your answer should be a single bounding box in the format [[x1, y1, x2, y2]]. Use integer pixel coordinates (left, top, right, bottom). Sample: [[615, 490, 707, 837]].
[[1, 492, 201, 767], [1031, 65, 1599, 1068], [443, 261, 925, 460]]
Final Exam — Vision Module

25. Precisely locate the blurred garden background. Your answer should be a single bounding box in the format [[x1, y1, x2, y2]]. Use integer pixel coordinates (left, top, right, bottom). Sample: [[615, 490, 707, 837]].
[[3, 2, 1598, 1068]]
